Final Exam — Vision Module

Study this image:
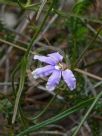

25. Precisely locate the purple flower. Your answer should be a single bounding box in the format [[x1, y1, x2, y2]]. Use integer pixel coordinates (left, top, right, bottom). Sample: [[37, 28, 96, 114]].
[[32, 52, 76, 91]]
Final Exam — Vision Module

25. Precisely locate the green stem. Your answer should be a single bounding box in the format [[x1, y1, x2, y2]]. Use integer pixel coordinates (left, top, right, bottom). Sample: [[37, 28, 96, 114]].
[[31, 95, 55, 121], [16, 97, 94, 136], [12, 0, 57, 124], [25, 0, 56, 57], [72, 91, 102, 136], [76, 27, 102, 67], [31, 88, 62, 121], [54, 9, 102, 25]]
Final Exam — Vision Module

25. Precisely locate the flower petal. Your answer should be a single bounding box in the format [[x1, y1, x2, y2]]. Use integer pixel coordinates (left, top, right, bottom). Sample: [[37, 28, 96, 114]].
[[46, 70, 61, 91], [34, 55, 56, 65], [62, 69, 76, 90], [48, 52, 63, 63], [32, 65, 54, 79]]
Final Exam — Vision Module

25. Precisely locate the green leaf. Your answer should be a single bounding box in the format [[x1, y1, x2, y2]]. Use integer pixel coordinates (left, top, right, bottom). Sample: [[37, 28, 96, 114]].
[[0, 0, 18, 6], [12, 57, 27, 124], [17, 98, 94, 136]]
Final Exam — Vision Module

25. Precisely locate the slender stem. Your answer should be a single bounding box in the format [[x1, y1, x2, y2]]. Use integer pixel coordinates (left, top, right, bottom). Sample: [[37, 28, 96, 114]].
[[31, 95, 55, 121], [12, 0, 57, 124], [72, 91, 102, 136], [25, 0, 56, 57], [75, 68, 102, 81], [76, 28, 102, 66], [54, 9, 102, 25]]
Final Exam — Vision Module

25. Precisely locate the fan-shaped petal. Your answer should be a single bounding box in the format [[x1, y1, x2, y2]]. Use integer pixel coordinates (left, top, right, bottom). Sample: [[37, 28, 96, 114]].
[[48, 52, 63, 63], [32, 65, 54, 79], [34, 55, 56, 65], [46, 70, 61, 91], [62, 69, 76, 90]]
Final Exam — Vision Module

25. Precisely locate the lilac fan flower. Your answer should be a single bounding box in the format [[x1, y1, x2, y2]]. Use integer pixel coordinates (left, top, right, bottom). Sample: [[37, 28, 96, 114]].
[[32, 52, 76, 91]]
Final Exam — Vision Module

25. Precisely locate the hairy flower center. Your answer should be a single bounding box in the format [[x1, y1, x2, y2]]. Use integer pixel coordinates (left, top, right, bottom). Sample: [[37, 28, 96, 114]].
[[55, 62, 67, 70]]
